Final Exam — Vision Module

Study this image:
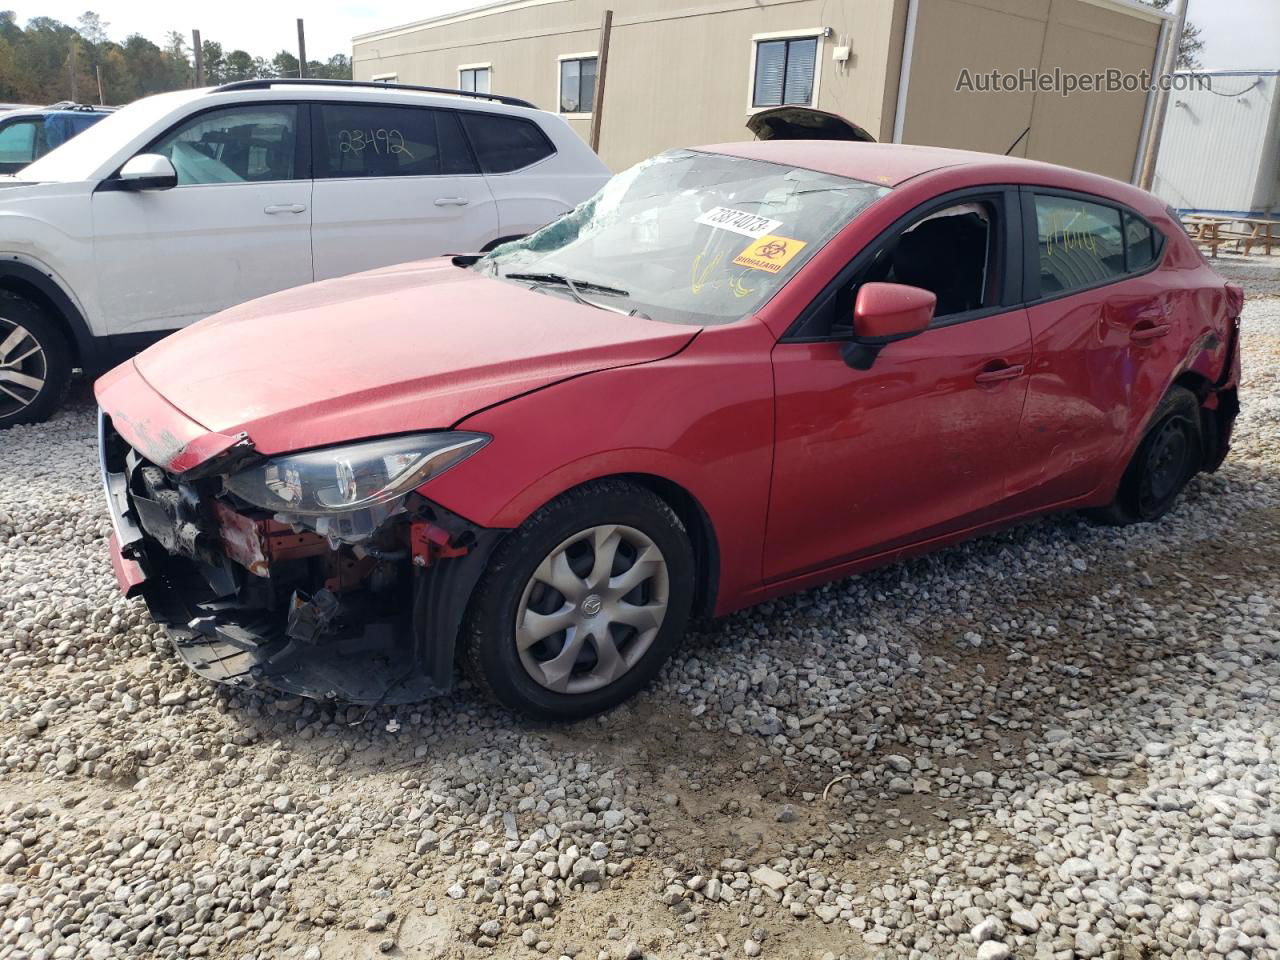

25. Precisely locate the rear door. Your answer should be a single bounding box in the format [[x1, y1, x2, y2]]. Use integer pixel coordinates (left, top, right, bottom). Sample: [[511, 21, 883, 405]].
[[92, 102, 313, 335], [458, 111, 579, 238], [309, 101, 499, 279], [1008, 189, 1171, 509]]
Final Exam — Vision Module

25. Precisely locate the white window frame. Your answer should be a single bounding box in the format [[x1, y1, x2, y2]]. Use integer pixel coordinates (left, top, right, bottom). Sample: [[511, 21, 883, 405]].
[[746, 29, 825, 115], [370, 72, 398, 83], [556, 50, 599, 119], [458, 62, 492, 94]]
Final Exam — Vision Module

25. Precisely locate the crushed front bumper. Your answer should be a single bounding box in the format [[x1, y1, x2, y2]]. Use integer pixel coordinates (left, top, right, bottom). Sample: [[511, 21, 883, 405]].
[[99, 409, 503, 705]]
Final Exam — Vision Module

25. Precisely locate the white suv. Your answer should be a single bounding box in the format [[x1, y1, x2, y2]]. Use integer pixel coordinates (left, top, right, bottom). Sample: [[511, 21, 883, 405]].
[[0, 79, 611, 427]]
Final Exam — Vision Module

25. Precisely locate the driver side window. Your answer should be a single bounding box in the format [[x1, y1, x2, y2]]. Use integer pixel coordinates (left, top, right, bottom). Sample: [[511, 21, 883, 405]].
[[147, 105, 299, 186], [833, 198, 1001, 335]]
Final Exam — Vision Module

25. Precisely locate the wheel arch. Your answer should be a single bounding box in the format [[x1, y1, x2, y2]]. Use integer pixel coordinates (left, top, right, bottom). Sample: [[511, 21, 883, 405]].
[[457, 470, 722, 623], [1172, 369, 1236, 473], [0, 260, 97, 370], [611, 472, 720, 622]]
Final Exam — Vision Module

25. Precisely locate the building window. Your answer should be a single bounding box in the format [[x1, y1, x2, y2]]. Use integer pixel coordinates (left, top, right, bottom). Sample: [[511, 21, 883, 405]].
[[752, 36, 818, 108], [459, 65, 491, 94], [559, 55, 597, 114]]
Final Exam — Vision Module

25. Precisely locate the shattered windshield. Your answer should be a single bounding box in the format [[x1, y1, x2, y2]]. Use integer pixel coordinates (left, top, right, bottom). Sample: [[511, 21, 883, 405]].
[[475, 149, 889, 325]]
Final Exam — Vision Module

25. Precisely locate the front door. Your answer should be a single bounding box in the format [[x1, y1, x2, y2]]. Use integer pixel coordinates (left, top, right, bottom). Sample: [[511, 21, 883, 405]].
[[308, 101, 499, 280], [765, 191, 1034, 582], [92, 103, 313, 336]]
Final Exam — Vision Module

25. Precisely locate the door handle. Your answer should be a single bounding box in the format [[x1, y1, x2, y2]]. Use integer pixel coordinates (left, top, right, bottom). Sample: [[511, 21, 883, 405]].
[[434, 197, 470, 207], [264, 203, 306, 214], [975, 363, 1025, 384], [1130, 323, 1171, 342]]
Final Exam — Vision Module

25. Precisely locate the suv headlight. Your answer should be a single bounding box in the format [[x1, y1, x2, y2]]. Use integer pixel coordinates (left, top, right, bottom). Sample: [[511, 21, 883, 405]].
[[224, 432, 488, 516]]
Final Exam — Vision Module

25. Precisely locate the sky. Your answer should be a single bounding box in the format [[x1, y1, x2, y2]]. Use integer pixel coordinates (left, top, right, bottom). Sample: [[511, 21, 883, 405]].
[[9, 0, 1280, 65]]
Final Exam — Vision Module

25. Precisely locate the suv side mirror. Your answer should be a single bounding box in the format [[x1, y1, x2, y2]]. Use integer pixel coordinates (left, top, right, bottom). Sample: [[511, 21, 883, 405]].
[[116, 154, 177, 191], [842, 282, 936, 370]]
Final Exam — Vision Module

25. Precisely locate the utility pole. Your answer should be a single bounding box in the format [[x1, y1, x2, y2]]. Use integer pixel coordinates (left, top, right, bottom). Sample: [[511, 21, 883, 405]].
[[587, 9, 612, 154], [192, 29, 204, 86], [297, 19, 307, 78], [69, 41, 78, 102], [96, 64, 105, 105], [1139, 0, 1187, 190]]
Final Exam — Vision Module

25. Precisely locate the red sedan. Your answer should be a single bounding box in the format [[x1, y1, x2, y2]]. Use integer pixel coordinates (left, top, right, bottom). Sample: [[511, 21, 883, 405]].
[[97, 141, 1242, 719]]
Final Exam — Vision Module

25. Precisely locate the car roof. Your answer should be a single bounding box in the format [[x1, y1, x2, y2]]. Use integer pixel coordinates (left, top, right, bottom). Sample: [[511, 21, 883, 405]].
[[698, 140, 1157, 210]]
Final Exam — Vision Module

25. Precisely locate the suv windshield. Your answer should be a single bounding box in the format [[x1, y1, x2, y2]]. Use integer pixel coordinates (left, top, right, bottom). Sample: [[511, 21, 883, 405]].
[[476, 149, 888, 325]]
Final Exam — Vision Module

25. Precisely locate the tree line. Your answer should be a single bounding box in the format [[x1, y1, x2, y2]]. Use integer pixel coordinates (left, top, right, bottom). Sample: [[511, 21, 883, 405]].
[[0, 11, 351, 106]]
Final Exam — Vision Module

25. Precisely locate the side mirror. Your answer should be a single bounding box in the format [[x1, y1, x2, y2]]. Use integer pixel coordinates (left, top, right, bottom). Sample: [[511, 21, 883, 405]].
[[842, 282, 936, 370], [116, 154, 177, 191]]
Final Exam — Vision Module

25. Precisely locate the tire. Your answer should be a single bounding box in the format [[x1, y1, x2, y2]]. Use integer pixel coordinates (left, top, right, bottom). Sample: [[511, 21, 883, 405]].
[[0, 297, 72, 429], [461, 479, 695, 720], [1090, 386, 1202, 525]]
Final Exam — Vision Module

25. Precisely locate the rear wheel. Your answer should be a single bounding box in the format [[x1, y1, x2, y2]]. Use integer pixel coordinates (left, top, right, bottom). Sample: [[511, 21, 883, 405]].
[[1092, 386, 1202, 525], [461, 479, 695, 720], [0, 298, 71, 429]]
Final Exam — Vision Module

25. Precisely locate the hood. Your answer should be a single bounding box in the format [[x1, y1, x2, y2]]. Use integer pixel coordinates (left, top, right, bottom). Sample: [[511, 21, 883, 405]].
[[129, 258, 697, 455], [747, 107, 876, 143]]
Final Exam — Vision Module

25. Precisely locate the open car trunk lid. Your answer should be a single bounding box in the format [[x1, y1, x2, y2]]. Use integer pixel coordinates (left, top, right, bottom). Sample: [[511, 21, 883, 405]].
[[747, 107, 876, 143]]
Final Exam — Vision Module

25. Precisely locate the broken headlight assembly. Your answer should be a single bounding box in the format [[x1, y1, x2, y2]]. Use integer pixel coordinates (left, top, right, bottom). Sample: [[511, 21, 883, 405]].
[[223, 432, 489, 544]]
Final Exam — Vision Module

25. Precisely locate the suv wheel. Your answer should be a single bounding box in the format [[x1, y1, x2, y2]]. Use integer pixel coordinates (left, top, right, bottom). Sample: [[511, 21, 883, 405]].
[[462, 479, 695, 720], [0, 298, 71, 428]]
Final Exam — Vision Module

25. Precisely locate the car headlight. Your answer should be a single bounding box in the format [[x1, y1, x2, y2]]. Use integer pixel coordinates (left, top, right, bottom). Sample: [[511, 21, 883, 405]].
[[224, 432, 488, 516]]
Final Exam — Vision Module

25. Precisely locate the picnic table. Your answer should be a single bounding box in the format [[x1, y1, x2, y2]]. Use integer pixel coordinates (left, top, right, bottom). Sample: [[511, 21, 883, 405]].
[[1183, 214, 1279, 258]]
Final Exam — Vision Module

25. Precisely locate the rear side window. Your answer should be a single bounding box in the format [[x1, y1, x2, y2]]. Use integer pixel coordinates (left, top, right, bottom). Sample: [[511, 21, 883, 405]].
[[148, 105, 298, 184], [0, 119, 38, 165], [315, 103, 478, 178], [1123, 213, 1158, 271], [459, 113, 555, 173], [1034, 194, 1124, 296]]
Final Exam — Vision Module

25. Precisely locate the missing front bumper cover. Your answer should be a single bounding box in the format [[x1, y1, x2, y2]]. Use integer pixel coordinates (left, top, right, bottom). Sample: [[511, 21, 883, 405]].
[[100, 411, 504, 705]]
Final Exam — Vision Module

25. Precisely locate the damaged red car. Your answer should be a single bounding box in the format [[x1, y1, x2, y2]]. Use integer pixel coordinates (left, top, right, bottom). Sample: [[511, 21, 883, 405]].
[[98, 142, 1242, 720]]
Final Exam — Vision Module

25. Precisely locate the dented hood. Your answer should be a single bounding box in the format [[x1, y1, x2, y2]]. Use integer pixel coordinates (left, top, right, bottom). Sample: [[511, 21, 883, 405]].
[[122, 259, 696, 456]]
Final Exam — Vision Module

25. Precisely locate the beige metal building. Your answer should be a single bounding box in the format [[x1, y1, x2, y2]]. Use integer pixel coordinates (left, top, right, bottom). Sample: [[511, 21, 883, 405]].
[[353, 0, 1172, 182]]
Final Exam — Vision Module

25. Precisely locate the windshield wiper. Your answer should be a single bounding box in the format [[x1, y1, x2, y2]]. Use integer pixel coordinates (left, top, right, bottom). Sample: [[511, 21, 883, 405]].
[[503, 272, 638, 317], [502, 272, 630, 298]]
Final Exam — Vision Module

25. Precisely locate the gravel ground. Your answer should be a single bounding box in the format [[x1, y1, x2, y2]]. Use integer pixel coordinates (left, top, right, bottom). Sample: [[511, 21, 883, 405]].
[[2, 292, 1278, 960]]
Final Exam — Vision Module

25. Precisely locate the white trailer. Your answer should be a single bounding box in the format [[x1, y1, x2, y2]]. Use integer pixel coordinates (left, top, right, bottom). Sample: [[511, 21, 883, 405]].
[[1153, 69, 1280, 217]]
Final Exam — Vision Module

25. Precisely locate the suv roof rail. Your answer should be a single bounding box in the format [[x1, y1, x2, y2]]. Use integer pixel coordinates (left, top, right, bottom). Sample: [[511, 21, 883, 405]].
[[211, 78, 537, 109], [45, 100, 114, 112]]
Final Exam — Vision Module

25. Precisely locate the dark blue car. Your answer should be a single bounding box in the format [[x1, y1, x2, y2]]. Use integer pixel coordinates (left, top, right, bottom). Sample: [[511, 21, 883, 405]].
[[0, 102, 115, 174]]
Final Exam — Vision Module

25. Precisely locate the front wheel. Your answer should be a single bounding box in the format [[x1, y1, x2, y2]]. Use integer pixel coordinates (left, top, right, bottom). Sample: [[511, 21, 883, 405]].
[[0, 298, 72, 429], [461, 479, 695, 720], [1091, 386, 1202, 525]]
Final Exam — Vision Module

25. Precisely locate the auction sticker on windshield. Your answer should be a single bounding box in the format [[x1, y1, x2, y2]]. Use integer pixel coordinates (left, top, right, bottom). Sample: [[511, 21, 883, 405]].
[[733, 235, 807, 274], [695, 206, 783, 239]]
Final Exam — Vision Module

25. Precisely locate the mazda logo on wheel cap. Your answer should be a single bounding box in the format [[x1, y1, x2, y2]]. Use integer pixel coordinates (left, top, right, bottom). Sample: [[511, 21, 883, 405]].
[[581, 595, 603, 617]]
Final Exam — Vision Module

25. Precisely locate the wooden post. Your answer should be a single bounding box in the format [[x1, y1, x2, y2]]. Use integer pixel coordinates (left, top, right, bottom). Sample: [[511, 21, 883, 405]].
[[297, 19, 307, 78], [192, 29, 203, 86], [96, 64, 105, 105], [587, 9, 612, 154]]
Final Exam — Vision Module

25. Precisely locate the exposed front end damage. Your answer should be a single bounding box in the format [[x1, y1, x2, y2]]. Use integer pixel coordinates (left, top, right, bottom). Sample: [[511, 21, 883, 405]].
[[100, 411, 504, 704]]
